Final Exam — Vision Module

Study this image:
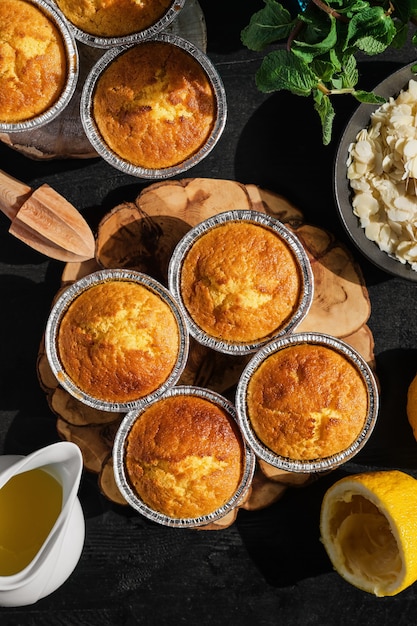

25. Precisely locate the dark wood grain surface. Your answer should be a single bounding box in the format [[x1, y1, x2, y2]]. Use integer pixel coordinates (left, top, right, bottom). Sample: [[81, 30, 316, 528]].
[[2, 1, 417, 624]]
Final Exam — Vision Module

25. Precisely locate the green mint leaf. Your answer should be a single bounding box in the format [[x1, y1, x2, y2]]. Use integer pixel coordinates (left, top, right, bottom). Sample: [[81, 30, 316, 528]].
[[342, 0, 373, 18], [407, 62, 417, 76], [344, 7, 397, 54], [352, 90, 387, 104], [256, 50, 319, 96], [328, 47, 343, 73], [331, 77, 344, 90], [241, 0, 294, 51], [308, 48, 351, 85], [354, 35, 394, 54], [313, 90, 335, 146], [310, 59, 337, 83], [339, 54, 359, 88], [291, 14, 338, 62]]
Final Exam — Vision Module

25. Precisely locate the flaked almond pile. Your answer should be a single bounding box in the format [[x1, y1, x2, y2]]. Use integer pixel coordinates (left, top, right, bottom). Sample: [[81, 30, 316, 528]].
[[347, 79, 417, 270]]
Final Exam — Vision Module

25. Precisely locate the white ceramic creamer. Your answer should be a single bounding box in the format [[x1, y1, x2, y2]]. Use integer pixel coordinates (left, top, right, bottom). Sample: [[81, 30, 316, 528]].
[[0, 441, 85, 606]]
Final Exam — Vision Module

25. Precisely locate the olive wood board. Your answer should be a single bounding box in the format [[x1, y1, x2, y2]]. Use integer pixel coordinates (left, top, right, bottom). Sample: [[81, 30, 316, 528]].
[[0, 0, 206, 160], [37, 178, 375, 530]]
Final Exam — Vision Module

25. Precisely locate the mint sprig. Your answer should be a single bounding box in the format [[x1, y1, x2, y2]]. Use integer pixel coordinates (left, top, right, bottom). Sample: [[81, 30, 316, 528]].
[[241, 0, 414, 144]]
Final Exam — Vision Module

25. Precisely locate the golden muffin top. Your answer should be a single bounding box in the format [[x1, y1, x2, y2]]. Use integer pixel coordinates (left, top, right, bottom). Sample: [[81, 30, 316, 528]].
[[125, 394, 245, 519], [0, 0, 67, 123], [57, 280, 180, 403], [180, 221, 303, 344], [92, 42, 216, 170], [55, 0, 173, 37], [246, 343, 369, 460]]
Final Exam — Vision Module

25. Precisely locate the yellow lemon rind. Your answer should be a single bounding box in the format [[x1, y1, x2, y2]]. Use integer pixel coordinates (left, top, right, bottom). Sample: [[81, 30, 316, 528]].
[[320, 470, 417, 597]]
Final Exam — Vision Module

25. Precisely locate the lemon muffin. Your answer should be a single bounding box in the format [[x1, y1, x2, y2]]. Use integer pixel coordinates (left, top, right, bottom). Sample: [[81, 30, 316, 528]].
[[180, 220, 303, 344], [0, 0, 67, 123], [57, 279, 180, 404], [246, 342, 369, 460], [124, 393, 245, 519], [55, 0, 173, 37], [92, 41, 216, 170]]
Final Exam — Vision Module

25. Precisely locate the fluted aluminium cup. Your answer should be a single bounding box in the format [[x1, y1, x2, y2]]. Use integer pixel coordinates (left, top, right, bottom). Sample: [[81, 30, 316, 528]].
[[113, 385, 256, 528], [0, 0, 79, 133], [80, 33, 227, 179], [44, 269, 189, 413], [168, 210, 314, 356], [52, 0, 186, 49], [235, 332, 379, 474]]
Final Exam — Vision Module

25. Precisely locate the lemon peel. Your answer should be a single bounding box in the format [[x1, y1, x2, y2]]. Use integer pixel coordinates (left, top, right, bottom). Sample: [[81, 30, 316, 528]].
[[320, 470, 417, 596], [406, 372, 417, 440]]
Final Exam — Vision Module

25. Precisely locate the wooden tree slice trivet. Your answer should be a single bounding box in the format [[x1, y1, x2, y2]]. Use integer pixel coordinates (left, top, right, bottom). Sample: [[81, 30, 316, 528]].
[[37, 178, 376, 530], [56, 417, 123, 474], [99, 455, 129, 506]]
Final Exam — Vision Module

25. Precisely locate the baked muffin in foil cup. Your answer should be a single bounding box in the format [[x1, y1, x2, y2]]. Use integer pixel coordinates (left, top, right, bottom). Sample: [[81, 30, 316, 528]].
[[113, 385, 256, 528], [168, 210, 314, 356], [235, 332, 379, 473], [51, 0, 185, 49], [80, 34, 227, 178], [45, 269, 189, 412], [0, 0, 78, 132]]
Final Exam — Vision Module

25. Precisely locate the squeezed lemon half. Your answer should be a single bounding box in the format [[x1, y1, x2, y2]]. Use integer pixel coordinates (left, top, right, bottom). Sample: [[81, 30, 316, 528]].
[[320, 470, 417, 596]]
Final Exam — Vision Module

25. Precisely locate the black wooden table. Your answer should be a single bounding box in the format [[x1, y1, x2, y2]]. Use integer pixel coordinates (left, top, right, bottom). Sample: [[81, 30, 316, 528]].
[[2, 1, 417, 624]]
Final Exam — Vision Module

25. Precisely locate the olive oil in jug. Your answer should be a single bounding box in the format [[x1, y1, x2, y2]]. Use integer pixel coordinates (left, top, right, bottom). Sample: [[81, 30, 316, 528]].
[[0, 468, 62, 576]]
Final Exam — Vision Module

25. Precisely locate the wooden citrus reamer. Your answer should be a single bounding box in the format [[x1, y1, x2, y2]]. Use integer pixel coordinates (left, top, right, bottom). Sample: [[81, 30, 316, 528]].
[[0, 169, 95, 262]]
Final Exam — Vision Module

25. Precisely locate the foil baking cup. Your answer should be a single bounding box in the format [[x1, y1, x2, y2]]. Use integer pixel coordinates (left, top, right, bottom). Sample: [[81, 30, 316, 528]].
[[54, 0, 185, 49], [0, 0, 78, 132], [168, 210, 314, 355], [80, 34, 227, 179], [113, 385, 256, 528], [45, 269, 189, 412], [235, 332, 379, 473]]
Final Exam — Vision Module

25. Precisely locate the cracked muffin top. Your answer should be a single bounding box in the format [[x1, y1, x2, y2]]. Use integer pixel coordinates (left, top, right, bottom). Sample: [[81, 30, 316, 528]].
[[0, 0, 67, 123], [92, 41, 216, 170], [57, 280, 180, 404], [55, 0, 173, 37], [180, 220, 303, 344], [246, 342, 369, 460], [124, 393, 245, 519]]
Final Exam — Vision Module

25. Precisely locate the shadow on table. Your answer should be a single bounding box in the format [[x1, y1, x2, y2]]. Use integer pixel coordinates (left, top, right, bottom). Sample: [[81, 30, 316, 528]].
[[359, 347, 417, 471], [236, 471, 338, 586], [234, 62, 402, 221], [0, 274, 57, 407], [203, 0, 265, 54], [233, 60, 406, 290], [237, 346, 417, 586]]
